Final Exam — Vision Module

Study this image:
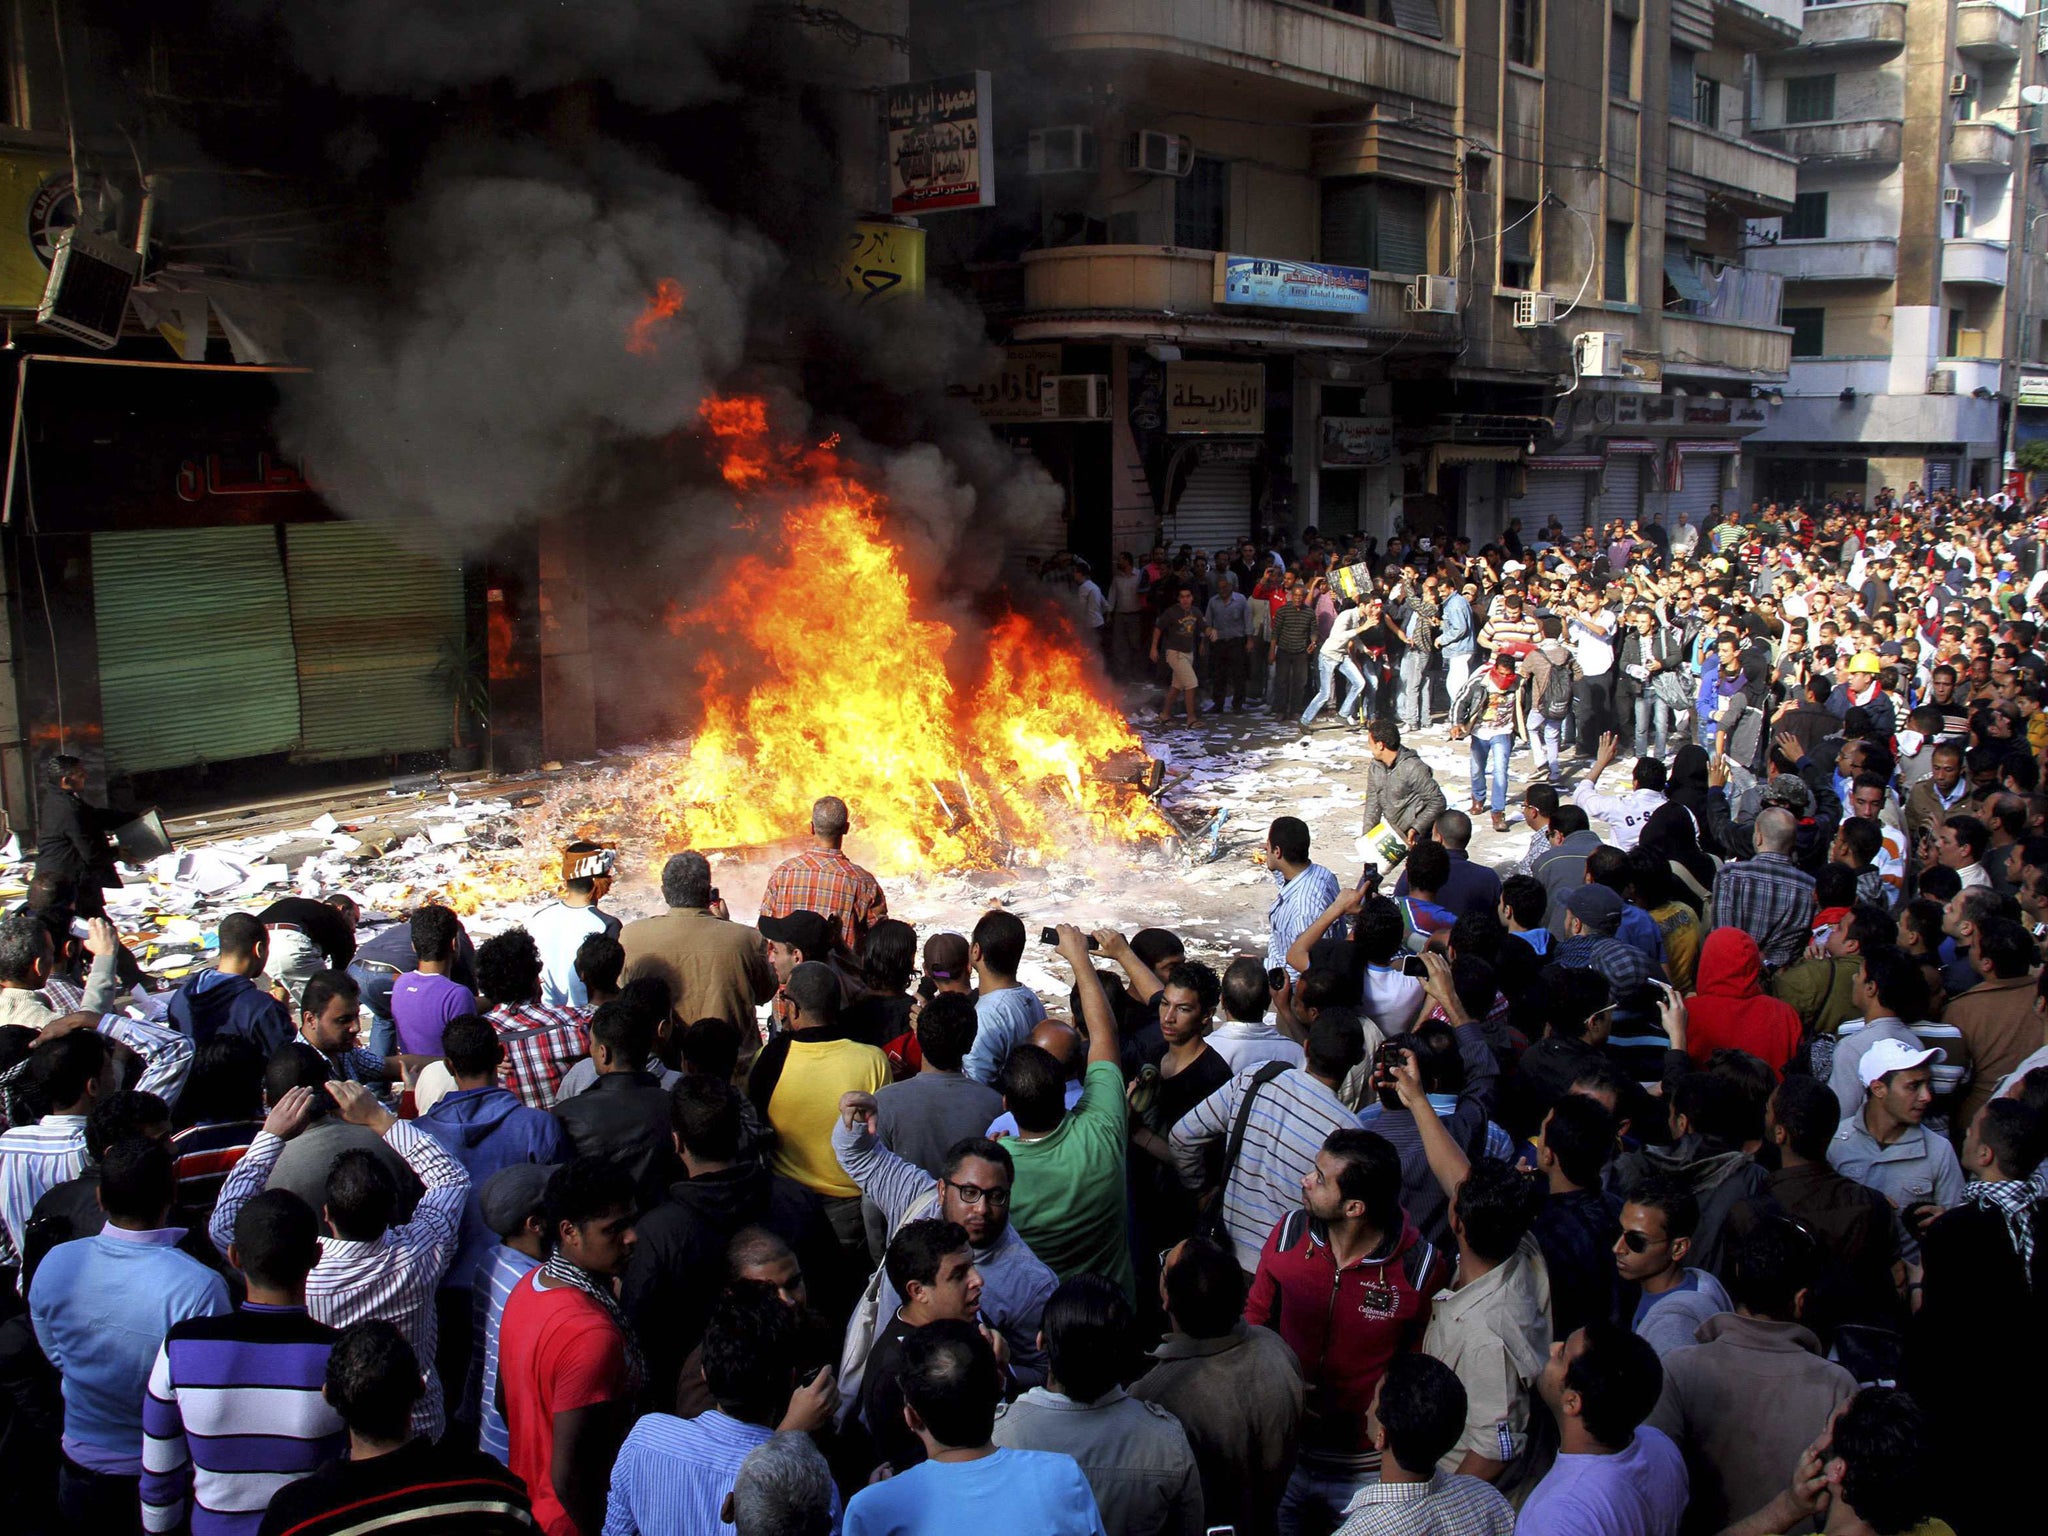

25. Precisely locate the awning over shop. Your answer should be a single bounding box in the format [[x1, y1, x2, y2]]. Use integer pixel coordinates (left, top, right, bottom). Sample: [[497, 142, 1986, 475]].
[[1427, 441, 1523, 493]]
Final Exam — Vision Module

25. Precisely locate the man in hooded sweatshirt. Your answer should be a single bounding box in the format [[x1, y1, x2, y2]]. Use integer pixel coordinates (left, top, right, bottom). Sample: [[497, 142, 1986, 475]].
[[1610, 1065, 1768, 1279], [1679, 929, 1804, 1078], [415, 1016, 566, 1294], [167, 912, 294, 1054]]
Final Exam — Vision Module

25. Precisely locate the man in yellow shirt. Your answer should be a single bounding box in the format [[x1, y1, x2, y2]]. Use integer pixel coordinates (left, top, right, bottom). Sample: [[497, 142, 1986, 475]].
[[749, 960, 890, 1268]]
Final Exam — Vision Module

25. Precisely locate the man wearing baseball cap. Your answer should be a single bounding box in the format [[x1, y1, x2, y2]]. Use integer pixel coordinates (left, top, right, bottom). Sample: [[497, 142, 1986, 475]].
[[471, 1164, 554, 1463], [1554, 883, 1664, 998], [1825, 1038, 1965, 1214]]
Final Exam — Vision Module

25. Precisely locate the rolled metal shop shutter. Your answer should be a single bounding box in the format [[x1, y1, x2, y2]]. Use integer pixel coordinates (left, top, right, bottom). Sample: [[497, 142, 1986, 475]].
[[1598, 455, 1644, 526], [1168, 463, 1253, 555], [284, 522, 464, 760], [1667, 450, 1729, 527], [93, 527, 304, 776], [1514, 470, 1591, 541]]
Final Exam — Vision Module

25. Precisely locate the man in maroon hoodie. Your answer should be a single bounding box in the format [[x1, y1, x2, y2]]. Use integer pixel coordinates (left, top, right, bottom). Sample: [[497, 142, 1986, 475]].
[[1246, 1127, 1452, 1536]]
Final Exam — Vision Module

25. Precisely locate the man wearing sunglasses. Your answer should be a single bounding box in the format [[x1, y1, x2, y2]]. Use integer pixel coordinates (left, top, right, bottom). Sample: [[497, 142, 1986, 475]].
[[834, 1089, 1057, 1395], [1614, 1177, 1731, 1360]]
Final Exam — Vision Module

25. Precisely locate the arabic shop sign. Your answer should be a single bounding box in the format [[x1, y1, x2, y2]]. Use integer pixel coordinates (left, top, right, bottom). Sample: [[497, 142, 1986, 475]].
[[2020, 372, 2048, 409], [1320, 416, 1394, 468], [1215, 254, 1374, 315], [887, 71, 994, 214], [950, 344, 1061, 422], [834, 221, 926, 305], [1166, 361, 1265, 434]]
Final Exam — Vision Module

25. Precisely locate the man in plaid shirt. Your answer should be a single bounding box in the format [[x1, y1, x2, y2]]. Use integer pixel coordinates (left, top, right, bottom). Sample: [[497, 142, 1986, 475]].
[[1707, 807, 1818, 971], [759, 796, 888, 955], [476, 930, 590, 1110]]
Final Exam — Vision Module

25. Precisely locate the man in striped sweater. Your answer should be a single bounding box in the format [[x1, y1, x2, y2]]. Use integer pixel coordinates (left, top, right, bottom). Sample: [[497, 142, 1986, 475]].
[[143, 1188, 345, 1534], [1166, 1015, 1367, 1279]]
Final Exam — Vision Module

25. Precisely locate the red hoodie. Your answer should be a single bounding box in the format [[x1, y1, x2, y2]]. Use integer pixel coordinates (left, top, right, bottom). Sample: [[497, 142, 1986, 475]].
[[1685, 928, 1805, 1076], [1245, 1208, 1449, 1466]]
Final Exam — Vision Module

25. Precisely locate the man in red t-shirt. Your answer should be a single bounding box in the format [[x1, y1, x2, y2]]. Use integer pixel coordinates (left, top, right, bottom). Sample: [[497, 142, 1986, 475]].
[[497, 1158, 641, 1536]]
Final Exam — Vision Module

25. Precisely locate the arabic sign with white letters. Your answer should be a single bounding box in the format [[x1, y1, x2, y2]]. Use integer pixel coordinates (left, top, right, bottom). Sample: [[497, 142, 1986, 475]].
[[1320, 417, 1394, 468], [887, 71, 994, 214], [1215, 254, 1375, 314], [2020, 372, 2048, 408], [1166, 361, 1265, 434]]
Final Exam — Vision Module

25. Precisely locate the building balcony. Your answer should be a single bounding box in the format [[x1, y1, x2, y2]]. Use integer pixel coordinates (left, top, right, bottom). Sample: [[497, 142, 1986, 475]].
[[1784, 0, 1907, 55], [1752, 116, 1904, 167], [1028, 0, 1459, 107], [1661, 313, 1793, 379], [1669, 119, 1799, 213], [1716, 0, 1804, 49], [1014, 245, 1458, 347], [1750, 236, 1899, 283], [1943, 238, 2011, 286], [1931, 357, 2005, 396], [1950, 119, 2015, 174], [1955, 2, 2023, 61]]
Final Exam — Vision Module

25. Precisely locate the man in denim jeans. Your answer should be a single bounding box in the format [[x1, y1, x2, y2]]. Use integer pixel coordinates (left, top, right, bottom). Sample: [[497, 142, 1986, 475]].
[[1301, 600, 1370, 730], [1396, 579, 1436, 732], [1452, 657, 1522, 834]]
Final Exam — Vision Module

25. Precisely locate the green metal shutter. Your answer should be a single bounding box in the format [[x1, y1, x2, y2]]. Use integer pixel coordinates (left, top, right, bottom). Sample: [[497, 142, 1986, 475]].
[[1375, 183, 1429, 277], [92, 527, 303, 775], [284, 523, 463, 760]]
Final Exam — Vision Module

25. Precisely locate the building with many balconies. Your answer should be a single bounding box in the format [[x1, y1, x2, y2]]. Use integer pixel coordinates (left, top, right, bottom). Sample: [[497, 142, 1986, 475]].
[[1743, 0, 2032, 504], [908, 0, 1804, 557]]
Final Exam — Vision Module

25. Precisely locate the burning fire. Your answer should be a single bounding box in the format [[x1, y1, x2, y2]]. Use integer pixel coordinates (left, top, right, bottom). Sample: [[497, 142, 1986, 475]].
[[654, 395, 1171, 875], [625, 278, 686, 355]]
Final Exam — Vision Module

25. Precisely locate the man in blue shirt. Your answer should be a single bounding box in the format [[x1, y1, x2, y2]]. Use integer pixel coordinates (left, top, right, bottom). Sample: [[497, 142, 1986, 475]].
[[602, 1284, 839, 1536], [962, 912, 1047, 1087], [30, 1136, 232, 1527], [1265, 815, 1341, 981], [842, 1320, 1104, 1536]]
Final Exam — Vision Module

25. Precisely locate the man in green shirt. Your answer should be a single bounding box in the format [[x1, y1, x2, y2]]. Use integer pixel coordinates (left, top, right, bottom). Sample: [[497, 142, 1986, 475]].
[[999, 925, 1134, 1298]]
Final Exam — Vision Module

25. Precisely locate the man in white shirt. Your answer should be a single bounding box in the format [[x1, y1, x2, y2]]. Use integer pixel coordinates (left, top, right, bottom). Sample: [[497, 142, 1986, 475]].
[[525, 843, 621, 1008], [1564, 585, 1617, 759], [1571, 733, 1667, 852], [1209, 959, 1305, 1074]]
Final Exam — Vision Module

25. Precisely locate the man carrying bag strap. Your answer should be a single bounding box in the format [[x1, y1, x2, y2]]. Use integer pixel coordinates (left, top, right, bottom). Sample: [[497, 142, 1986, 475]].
[[1194, 1059, 1296, 1252]]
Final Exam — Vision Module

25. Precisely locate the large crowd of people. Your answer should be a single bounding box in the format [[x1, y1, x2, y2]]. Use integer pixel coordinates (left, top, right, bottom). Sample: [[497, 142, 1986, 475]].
[[4, 484, 2046, 1536]]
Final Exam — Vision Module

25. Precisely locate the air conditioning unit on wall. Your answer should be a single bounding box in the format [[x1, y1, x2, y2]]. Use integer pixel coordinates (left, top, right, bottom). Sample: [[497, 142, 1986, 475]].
[[1127, 130, 1193, 177], [1928, 369, 1957, 395], [1041, 374, 1111, 419], [1027, 126, 1098, 176], [1515, 292, 1558, 327], [1574, 331, 1628, 378], [1406, 275, 1459, 313]]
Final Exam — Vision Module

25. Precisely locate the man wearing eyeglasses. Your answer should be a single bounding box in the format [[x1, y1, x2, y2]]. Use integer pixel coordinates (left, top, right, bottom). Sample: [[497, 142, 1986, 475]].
[[833, 1088, 1057, 1395]]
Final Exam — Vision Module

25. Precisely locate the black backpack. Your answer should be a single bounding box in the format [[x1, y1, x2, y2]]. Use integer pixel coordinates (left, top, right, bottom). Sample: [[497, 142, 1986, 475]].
[[1539, 650, 1577, 720]]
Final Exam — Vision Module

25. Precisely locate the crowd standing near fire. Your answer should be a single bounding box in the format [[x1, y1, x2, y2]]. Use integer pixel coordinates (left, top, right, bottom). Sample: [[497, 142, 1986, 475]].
[[6, 487, 2048, 1535]]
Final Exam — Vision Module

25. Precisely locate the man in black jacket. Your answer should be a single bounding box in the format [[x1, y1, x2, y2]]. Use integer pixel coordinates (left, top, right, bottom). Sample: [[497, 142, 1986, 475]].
[[1909, 1097, 2045, 1532], [549, 1001, 675, 1206], [621, 1076, 839, 1402], [31, 756, 123, 919]]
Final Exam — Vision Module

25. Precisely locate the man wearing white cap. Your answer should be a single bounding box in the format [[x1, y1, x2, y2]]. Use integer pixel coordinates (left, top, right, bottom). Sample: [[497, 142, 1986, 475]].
[[1826, 1038, 1966, 1214]]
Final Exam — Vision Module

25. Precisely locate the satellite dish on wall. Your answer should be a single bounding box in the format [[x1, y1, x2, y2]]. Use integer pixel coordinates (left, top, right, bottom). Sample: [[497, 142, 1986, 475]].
[[2022, 85, 2048, 106]]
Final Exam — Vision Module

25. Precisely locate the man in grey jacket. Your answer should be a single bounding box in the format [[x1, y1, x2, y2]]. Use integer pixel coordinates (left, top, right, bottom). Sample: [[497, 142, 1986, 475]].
[[993, 1274, 1203, 1536], [1131, 1239, 1301, 1536], [1361, 720, 1448, 842]]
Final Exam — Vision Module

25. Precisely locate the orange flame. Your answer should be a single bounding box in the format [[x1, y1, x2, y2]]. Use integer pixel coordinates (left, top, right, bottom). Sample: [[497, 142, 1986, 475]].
[[625, 278, 686, 355], [698, 395, 772, 488], [654, 395, 1169, 874]]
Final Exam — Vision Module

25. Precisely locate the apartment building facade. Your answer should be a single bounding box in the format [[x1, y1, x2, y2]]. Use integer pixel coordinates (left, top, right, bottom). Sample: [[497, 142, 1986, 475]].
[[1745, 0, 2038, 505], [909, 0, 1803, 561]]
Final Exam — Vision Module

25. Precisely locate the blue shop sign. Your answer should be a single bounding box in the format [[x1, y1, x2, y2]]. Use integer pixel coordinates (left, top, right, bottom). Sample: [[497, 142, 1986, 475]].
[[1215, 254, 1374, 314]]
